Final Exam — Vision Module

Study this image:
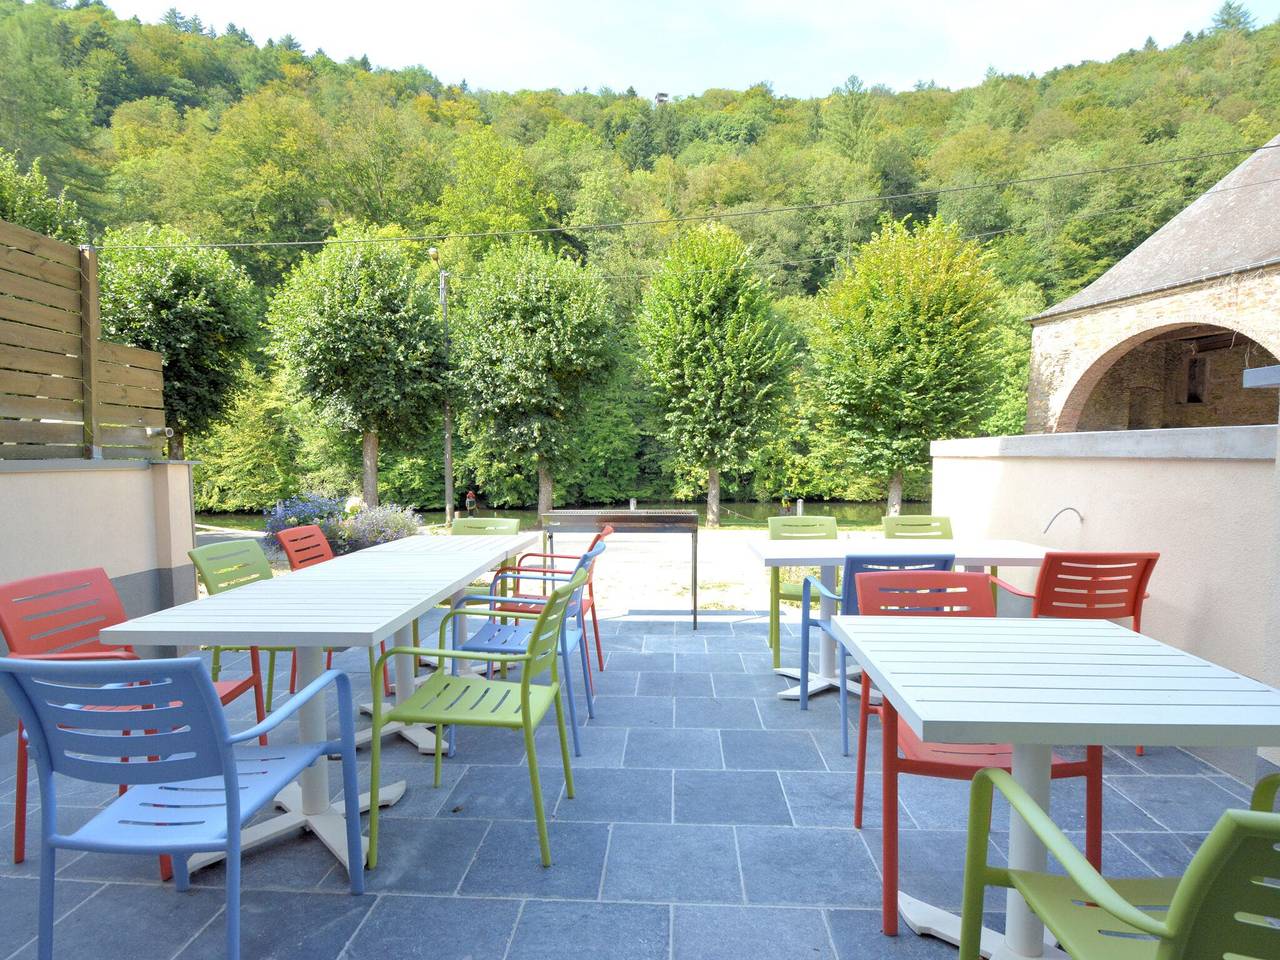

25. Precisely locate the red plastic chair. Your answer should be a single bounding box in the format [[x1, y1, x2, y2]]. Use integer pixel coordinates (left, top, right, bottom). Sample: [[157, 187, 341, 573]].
[[0, 568, 267, 870], [496, 524, 614, 671], [276, 525, 392, 699], [995, 551, 1158, 754], [852, 570, 1104, 934]]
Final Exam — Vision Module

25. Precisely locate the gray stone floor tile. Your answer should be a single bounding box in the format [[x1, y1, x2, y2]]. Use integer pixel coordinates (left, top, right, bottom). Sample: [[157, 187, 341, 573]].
[[440, 763, 564, 821], [603, 822, 743, 903], [720, 729, 827, 771], [586, 695, 674, 727], [737, 825, 881, 907], [343, 895, 521, 960], [554, 767, 673, 823], [828, 908, 960, 958], [674, 770, 792, 825], [710, 672, 788, 698], [506, 900, 669, 960], [674, 697, 761, 730], [459, 819, 608, 898], [175, 889, 372, 960], [624, 727, 724, 770], [636, 671, 714, 697], [1106, 775, 1243, 831], [675, 653, 745, 673], [350, 817, 487, 894], [673, 904, 834, 960]]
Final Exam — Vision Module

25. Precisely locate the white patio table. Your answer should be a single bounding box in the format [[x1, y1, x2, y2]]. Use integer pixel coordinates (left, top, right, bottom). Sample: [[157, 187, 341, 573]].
[[749, 537, 1046, 700], [832, 614, 1280, 960], [100, 530, 538, 872]]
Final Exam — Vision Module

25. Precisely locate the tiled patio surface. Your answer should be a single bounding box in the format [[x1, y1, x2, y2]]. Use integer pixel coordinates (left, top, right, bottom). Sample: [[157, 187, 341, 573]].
[[0, 611, 1272, 960]]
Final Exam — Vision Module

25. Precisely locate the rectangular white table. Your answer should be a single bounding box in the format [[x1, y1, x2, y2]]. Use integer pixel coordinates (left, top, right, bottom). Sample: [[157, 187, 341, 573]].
[[101, 530, 538, 872], [749, 537, 1046, 700], [832, 614, 1280, 959]]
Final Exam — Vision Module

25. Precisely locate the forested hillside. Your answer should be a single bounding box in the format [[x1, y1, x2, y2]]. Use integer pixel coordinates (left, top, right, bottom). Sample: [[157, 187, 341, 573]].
[[2, 0, 1278, 510]]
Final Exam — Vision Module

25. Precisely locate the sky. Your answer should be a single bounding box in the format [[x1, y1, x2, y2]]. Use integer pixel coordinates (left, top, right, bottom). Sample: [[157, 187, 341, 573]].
[[106, 1, 1280, 97]]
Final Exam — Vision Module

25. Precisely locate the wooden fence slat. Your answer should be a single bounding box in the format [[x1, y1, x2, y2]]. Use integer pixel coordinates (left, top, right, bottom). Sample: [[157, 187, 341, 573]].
[[101, 445, 162, 460], [0, 267, 81, 313], [0, 394, 82, 420], [97, 402, 164, 427], [97, 359, 163, 391], [0, 318, 80, 356], [0, 293, 80, 334], [0, 421, 83, 444], [0, 444, 84, 460], [0, 245, 79, 290], [98, 424, 166, 446], [99, 340, 163, 372], [96, 380, 163, 409], [0, 342, 80, 378], [0, 220, 79, 268], [0, 369, 83, 402], [79, 247, 99, 457]]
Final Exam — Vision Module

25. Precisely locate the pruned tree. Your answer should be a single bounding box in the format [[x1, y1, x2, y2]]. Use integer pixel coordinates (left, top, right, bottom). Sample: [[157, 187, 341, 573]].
[[270, 224, 445, 505], [638, 223, 795, 527]]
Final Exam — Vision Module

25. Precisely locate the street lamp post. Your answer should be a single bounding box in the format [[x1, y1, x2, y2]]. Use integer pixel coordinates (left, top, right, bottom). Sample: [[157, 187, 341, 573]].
[[430, 247, 455, 526]]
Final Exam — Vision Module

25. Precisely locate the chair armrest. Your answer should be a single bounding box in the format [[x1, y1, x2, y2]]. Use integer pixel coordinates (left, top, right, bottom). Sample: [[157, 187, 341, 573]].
[[11, 650, 138, 661], [1251, 772, 1280, 811], [451, 593, 549, 609], [497, 564, 575, 576], [374, 643, 530, 676], [518, 551, 580, 564], [228, 669, 350, 744], [976, 769, 1169, 938], [990, 576, 1033, 599], [802, 575, 840, 604]]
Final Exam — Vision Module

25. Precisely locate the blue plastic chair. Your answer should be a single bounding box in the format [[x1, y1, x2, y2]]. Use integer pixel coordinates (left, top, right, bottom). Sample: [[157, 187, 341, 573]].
[[0, 656, 365, 960], [448, 540, 606, 757], [799, 554, 954, 751]]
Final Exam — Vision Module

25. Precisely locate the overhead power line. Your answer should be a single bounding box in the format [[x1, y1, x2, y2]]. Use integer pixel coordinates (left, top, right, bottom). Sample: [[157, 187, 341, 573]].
[[89, 142, 1280, 253]]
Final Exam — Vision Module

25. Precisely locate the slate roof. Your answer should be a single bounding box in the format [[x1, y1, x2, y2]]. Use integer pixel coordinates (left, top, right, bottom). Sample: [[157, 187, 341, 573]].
[[1032, 133, 1280, 322]]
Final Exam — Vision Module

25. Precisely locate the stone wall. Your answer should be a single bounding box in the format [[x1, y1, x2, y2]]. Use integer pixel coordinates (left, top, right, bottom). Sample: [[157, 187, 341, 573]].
[[1027, 266, 1280, 432]]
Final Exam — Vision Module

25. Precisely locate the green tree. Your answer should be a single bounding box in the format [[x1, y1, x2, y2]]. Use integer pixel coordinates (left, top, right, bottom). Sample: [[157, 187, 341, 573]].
[[270, 224, 445, 505], [1212, 2, 1256, 32], [98, 223, 258, 459], [453, 240, 614, 519], [0, 149, 87, 243], [811, 218, 1003, 514], [638, 224, 796, 526]]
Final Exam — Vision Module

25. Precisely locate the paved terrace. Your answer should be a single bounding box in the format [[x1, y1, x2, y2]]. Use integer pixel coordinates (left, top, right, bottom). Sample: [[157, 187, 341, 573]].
[[2, 537, 1275, 959]]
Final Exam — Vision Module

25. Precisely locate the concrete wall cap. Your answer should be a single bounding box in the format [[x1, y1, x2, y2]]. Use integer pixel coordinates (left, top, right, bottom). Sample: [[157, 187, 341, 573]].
[[931, 424, 1276, 461]]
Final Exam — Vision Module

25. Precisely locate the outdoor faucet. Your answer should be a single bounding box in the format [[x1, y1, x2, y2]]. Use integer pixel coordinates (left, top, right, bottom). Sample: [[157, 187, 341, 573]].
[[1043, 507, 1083, 535]]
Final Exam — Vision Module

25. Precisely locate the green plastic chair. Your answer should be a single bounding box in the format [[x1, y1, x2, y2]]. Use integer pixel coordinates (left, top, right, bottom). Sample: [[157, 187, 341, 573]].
[[368, 569, 584, 868], [766, 515, 838, 670], [959, 768, 1280, 960], [882, 514, 953, 539], [189, 540, 290, 711], [451, 516, 521, 535]]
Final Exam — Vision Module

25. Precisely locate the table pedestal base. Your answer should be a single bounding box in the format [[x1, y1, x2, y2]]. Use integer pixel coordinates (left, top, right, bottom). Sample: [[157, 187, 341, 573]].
[[899, 894, 1066, 960], [773, 665, 863, 700], [186, 776, 406, 874]]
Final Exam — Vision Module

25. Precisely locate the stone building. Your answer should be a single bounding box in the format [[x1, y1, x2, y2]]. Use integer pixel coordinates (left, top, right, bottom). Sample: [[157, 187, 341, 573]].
[[1026, 133, 1280, 433]]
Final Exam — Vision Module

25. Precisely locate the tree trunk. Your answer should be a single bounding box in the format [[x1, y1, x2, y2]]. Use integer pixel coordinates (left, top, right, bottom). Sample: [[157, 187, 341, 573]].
[[707, 465, 721, 528], [362, 430, 379, 507], [886, 470, 903, 517], [168, 429, 184, 461], [537, 455, 554, 525], [443, 401, 455, 525]]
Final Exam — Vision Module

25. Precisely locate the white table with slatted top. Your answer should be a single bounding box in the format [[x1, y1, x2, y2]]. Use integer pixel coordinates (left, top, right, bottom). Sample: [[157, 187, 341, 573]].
[[831, 614, 1280, 960], [750, 537, 1047, 700], [100, 531, 538, 871]]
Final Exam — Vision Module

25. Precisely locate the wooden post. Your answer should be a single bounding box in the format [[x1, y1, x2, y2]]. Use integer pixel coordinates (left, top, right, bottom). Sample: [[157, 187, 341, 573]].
[[78, 246, 101, 459]]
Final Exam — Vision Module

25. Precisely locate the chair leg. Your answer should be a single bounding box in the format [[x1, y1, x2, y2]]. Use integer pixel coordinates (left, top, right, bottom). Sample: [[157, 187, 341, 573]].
[[524, 720, 552, 867], [14, 726, 27, 863], [882, 701, 899, 937], [264, 650, 277, 714], [1085, 745, 1103, 871], [368, 715, 384, 869], [250, 652, 268, 747], [589, 595, 604, 671], [958, 778, 993, 960], [769, 569, 781, 670], [210, 647, 222, 682], [559, 638, 583, 756], [339, 724, 365, 893], [288, 650, 298, 695], [380, 641, 393, 698], [575, 613, 595, 715], [555, 689, 575, 800], [854, 674, 872, 829], [434, 727, 445, 787], [839, 648, 850, 758], [799, 601, 811, 711], [172, 854, 190, 891], [37, 841, 54, 960], [225, 839, 241, 960]]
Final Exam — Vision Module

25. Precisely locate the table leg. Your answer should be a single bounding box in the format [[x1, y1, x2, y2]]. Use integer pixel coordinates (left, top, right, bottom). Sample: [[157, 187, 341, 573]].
[[189, 645, 406, 874], [776, 563, 860, 700], [359, 623, 447, 754], [882, 698, 899, 935], [1005, 744, 1054, 956]]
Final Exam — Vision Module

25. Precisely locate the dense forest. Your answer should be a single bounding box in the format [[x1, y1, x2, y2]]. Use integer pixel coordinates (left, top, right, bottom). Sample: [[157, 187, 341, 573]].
[[2, 0, 1278, 513]]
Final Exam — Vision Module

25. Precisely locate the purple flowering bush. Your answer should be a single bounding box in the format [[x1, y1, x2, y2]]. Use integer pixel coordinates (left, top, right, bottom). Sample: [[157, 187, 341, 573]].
[[264, 493, 419, 555]]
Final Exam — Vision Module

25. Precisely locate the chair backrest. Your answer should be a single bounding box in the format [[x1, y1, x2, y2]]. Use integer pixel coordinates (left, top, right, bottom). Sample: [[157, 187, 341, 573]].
[[882, 515, 953, 539], [587, 524, 615, 553], [0, 568, 127, 657], [188, 539, 273, 594], [855, 570, 995, 617], [523, 569, 589, 689], [276, 524, 335, 570], [838, 555, 954, 613], [1030, 552, 1158, 624], [451, 516, 521, 535], [567, 540, 607, 609], [0, 657, 232, 788], [1159, 808, 1280, 959], [768, 515, 838, 540]]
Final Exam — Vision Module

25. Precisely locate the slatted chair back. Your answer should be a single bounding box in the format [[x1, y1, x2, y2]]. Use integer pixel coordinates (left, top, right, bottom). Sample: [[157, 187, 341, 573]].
[[0, 568, 128, 657], [584, 525, 614, 580], [1160, 808, 1280, 960], [451, 517, 521, 535], [276, 525, 335, 570], [882, 515, 953, 539], [189, 540, 273, 595], [767, 515, 838, 540], [1031, 552, 1158, 629], [567, 541, 607, 614], [0, 657, 232, 789], [838, 555, 954, 614], [855, 571, 995, 618], [523, 569, 589, 689]]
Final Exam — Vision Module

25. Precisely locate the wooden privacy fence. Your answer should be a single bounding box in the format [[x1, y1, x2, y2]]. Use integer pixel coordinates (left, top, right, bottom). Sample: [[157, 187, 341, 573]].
[[0, 218, 168, 460]]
